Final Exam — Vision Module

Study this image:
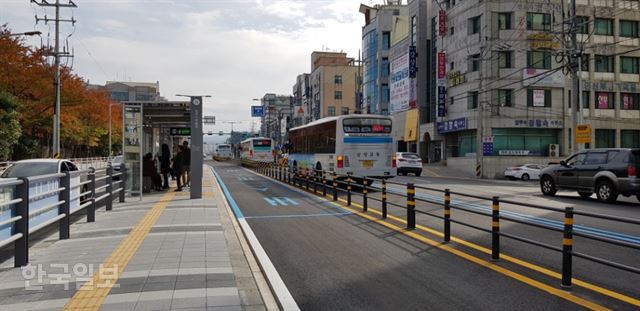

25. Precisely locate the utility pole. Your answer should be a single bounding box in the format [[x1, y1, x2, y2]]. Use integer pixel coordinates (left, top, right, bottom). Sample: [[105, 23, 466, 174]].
[[33, 0, 77, 158], [569, 0, 582, 153]]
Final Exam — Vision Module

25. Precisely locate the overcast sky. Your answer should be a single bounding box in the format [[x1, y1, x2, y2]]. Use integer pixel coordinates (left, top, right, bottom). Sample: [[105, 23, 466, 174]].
[[1, 0, 383, 135]]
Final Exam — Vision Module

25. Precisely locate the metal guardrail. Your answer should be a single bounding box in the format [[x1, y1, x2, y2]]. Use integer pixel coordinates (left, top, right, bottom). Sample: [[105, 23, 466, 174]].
[[246, 160, 640, 289], [0, 163, 127, 267]]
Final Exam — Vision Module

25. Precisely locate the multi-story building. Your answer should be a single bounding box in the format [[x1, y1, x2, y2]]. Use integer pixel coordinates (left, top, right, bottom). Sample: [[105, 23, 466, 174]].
[[360, 1, 409, 115], [292, 74, 311, 127], [309, 52, 360, 120], [105, 81, 161, 102], [259, 93, 293, 145], [430, 0, 640, 177]]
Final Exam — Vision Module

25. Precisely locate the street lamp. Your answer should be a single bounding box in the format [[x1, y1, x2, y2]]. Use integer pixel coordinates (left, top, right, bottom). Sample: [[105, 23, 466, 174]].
[[7, 31, 42, 37]]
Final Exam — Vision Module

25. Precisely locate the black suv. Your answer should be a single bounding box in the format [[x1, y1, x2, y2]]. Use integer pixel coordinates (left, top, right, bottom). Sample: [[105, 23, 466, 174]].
[[539, 148, 640, 203]]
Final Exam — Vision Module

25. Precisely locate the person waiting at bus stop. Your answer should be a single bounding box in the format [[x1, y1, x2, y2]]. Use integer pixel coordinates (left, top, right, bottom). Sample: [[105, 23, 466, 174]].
[[143, 153, 163, 191], [172, 145, 184, 192], [181, 141, 191, 187]]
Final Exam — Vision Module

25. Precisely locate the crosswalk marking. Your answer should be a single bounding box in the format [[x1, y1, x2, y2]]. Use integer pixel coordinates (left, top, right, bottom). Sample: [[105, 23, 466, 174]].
[[263, 197, 298, 206], [238, 176, 255, 181]]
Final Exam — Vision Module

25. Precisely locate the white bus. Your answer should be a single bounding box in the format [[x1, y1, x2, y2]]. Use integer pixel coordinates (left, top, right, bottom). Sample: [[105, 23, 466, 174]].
[[240, 137, 274, 163], [288, 115, 396, 179], [214, 144, 233, 160]]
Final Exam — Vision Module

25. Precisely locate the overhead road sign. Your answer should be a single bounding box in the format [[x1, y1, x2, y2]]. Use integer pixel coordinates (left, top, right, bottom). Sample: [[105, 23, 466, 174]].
[[170, 127, 191, 136], [203, 116, 216, 124], [251, 106, 264, 117]]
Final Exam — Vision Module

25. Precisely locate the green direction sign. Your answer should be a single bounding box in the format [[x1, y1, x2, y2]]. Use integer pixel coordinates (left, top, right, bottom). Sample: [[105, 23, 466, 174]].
[[170, 127, 191, 136]]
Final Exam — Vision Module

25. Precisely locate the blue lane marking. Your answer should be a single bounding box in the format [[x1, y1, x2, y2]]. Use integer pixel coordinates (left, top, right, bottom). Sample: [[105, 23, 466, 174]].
[[264, 197, 278, 206], [245, 212, 352, 220], [383, 186, 640, 246], [211, 167, 245, 219], [343, 137, 392, 144]]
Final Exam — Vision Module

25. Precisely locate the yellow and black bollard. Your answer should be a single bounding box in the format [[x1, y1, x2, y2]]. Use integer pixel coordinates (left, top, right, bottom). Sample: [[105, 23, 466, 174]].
[[322, 170, 327, 196], [332, 172, 338, 201], [407, 183, 415, 229], [346, 177, 352, 206], [561, 206, 574, 288], [444, 188, 451, 242], [381, 179, 387, 219], [491, 196, 500, 261], [362, 177, 368, 212]]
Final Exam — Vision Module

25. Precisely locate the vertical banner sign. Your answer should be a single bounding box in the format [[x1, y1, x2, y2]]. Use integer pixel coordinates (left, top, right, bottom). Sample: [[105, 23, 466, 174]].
[[190, 96, 203, 199], [437, 51, 447, 117], [439, 10, 447, 36], [438, 86, 446, 117], [390, 52, 411, 114], [437, 52, 446, 81], [123, 105, 143, 198], [409, 46, 417, 78]]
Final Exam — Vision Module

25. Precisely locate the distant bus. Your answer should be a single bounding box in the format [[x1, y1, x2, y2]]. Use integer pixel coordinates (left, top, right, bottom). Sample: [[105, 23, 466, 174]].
[[240, 137, 274, 162], [288, 115, 396, 179], [214, 144, 233, 160]]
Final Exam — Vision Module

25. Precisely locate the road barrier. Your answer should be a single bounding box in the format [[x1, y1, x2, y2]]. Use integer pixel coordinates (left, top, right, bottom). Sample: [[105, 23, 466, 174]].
[[245, 160, 640, 289], [0, 164, 127, 267]]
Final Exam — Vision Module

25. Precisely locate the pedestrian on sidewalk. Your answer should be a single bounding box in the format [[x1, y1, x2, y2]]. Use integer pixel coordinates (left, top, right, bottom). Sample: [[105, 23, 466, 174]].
[[173, 145, 184, 191], [160, 143, 171, 189], [181, 141, 191, 187]]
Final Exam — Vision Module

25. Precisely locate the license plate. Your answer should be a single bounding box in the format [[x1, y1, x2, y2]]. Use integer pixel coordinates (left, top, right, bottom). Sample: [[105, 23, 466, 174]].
[[362, 160, 374, 168]]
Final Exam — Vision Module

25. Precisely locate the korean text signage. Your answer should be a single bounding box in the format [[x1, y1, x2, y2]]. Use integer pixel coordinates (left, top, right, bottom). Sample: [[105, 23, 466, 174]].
[[482, 136, 494, 156], [533, 89, 545, 107], [439, 10, 447, 36], [437, 86, 446, 117], [576, 124, 592, 143], [527, 33, 560, 50], [499, 150, 530, 156], [409, 46, 417, 78], [437, 52, 447, 117], [170, 127, 191, 136], [437, 117, 466, 134], [513, 119, 563, 128], [437, 52, 446, 81], [447, 71, 466, 87], [390, 52, 411, 114], [251, 105, 264, 117]]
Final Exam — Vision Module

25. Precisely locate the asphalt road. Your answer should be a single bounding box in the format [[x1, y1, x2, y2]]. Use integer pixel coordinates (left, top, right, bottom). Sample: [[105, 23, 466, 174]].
[[210, 161, 614, 311]]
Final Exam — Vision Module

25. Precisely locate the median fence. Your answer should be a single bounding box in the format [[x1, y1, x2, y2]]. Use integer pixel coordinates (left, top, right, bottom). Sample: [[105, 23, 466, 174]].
[[244, 160, 640, 289], [0, 164, 127, 267]]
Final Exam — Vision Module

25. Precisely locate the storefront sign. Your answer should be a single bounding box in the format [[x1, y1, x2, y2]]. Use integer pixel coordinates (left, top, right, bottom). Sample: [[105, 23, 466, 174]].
[[437, 117, 466, 133], [447, 71, 466, 87], [499, 150, 531, 156], [527, 33, 560, 50], [576, 124, 592, 143], [597, 93, 609, 109], [437, 86, 446, 117], [439, 10, 447, 36], [522, 68, 565, 87], [513, 119, 563, 128], [409, 46, 417, 78], [390, 53, 411, 114], [483, 142, 493, 156], [437, 52, 446, 80], [583, 81, 638, 92], [533, 89, 545, 107]]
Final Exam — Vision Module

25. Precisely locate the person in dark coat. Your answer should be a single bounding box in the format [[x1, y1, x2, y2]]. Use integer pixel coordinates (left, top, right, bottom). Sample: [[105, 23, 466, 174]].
[[143, 153, 163, 191], [172, 145, 184, 191], [160, 144, 171, 189]]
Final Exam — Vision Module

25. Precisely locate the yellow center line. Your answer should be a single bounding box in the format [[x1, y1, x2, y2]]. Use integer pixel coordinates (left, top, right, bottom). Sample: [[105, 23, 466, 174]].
[[270, 176, 632, 309], [63, 190, 176, 311]]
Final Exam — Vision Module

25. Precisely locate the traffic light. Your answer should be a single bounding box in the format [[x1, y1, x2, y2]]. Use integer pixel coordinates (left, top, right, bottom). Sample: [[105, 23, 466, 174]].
[[219, 131, 224, 136]]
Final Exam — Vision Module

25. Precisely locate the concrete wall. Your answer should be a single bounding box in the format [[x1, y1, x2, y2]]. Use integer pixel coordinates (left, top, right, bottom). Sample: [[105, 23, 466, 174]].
[[447, 156, 564, 179]]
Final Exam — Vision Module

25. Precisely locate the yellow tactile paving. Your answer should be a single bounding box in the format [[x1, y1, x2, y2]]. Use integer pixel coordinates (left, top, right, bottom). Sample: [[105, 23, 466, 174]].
[[62, 190, 176, 311]]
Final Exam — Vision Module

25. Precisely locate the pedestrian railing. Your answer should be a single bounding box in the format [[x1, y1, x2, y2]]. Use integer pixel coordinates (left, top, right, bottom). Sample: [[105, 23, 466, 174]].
[[246, 160, 640, 289], [0, 164, 126, 267]]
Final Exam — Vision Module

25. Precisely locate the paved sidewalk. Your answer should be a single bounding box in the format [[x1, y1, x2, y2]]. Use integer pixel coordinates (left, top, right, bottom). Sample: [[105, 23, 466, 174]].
[[0, 166, 272, 311]]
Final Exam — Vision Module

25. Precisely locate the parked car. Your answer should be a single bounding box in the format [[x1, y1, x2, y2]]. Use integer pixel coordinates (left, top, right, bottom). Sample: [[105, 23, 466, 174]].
[[504, 164, 544, 181], [396, 152, 422, 176], [539, 148, 640, 203]]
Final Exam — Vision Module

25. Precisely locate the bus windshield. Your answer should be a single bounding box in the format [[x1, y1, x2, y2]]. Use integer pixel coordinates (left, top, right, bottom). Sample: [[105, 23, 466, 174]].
[[343, 118, 392, 134]]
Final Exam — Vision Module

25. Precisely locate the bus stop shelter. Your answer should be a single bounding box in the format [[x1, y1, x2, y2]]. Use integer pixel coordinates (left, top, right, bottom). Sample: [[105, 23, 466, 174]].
[[121, 98, 204, 199]]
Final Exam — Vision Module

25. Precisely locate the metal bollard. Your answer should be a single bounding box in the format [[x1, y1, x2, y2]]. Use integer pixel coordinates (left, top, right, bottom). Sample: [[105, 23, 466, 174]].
[[444, 189, 451, 242], [14, 177, 30, 267], [88, 168, 96, 222], [561, 206, 574, 288], [59, 172, 71, 240], [491, 196, 500, 261], [119, 163, 126, 203], [106, 165, 113, 211], [381, 179, 387, 219], [407, 183, 415, 229], [362, 177, 368, 212], [332, 172, 338, 201], [346, 177, 352, 206], [322, 170, 327, 197], [313, 171, 318, 193]]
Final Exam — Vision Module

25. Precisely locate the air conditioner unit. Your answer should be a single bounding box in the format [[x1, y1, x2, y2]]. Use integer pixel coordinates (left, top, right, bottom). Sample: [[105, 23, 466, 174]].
[[549, 144, 559, 157]]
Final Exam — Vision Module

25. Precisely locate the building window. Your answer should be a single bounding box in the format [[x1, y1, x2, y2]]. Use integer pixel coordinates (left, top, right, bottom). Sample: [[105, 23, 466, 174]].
[[621, 130, 640, 148], [468, 16, 481, 34], [381, 84, 390, 102], [328, 106, 336, 116], [595, 129, 616, 148], [498, 89, 513, 107], [582, 91, 590, 109], [527, 51, 551, 69], [595, 92, 614, 109], [411, 15, 417, 45], [382, 31, 391, 49], [498, 12, 513, 30], [468, 91, 479, 109], [621, 56, 640, 74], [498, 51, 513, 68], [341, 107, 350, 115], [595, 18, 614, 35], [576, 16, 589, 34], [621, 93, 640, 110], [526, 12, 551, 31], [334, 75, 343, 84], [620, 20, 639, 37], [527, 89, 552, 107], [469, 54, 481, 71], [334, 91, 342, 100], [449, 62, 455, 70], [381, 57, 390, 77], [595, 55, 614, 72], [450, 27, 455, 35]]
